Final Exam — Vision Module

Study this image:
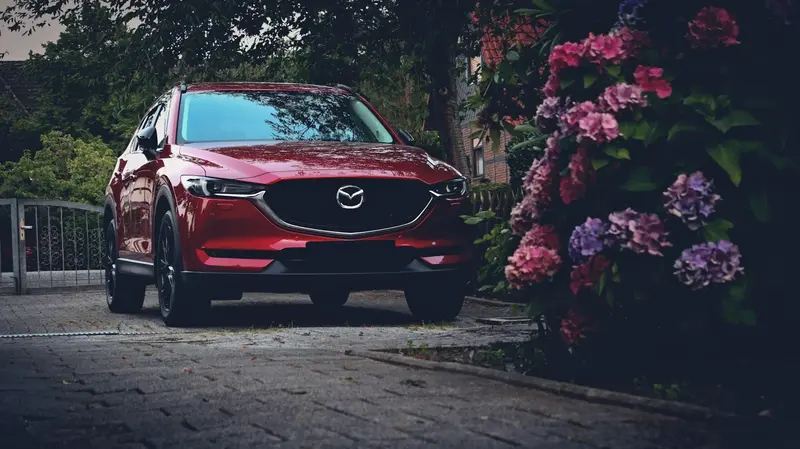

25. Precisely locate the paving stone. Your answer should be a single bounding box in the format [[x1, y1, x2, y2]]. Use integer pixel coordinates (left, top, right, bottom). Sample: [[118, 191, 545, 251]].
[[0, 291, 735, 449]]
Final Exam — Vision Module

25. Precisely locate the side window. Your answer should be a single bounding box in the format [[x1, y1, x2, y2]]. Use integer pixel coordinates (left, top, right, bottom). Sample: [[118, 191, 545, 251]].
[[154, 102, 169, 146], [129, 106, 160, 153]]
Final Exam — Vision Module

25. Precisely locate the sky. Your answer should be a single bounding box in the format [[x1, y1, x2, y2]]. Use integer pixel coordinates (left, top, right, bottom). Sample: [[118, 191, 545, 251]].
[[0, 0, 64, 60]]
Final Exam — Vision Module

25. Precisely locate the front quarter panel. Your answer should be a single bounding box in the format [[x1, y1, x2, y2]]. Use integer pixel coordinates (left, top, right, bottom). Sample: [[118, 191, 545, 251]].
[[152, 145, 207, 262]]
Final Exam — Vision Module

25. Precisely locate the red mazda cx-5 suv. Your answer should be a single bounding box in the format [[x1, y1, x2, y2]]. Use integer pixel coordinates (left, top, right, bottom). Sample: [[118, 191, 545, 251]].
[[104, 82, 474, 326]]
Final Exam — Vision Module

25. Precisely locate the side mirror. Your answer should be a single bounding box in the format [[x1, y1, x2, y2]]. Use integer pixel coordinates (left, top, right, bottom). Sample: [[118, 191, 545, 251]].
[[137, 125, 159, 160], [397, 129, 415, 146]]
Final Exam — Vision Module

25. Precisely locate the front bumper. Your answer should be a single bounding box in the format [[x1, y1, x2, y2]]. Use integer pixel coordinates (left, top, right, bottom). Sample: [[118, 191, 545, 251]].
[[182, 259, 470, 293]]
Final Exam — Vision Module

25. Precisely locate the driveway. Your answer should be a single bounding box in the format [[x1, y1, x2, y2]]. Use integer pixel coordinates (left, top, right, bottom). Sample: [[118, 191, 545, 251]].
[[0, 290, 745, 448]]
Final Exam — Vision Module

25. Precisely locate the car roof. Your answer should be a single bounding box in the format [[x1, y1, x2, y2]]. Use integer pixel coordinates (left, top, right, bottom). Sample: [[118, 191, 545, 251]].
[[184, 82, 350, 95]]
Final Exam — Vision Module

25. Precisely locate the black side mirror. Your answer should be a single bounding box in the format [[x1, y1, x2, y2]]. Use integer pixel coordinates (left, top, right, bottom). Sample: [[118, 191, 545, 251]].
[[397, 129, 415, 146], [137, 125, 159, 160]]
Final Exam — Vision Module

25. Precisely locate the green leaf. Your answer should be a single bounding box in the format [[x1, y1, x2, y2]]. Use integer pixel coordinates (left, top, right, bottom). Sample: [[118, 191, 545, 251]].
[[502, 120, 520, 137], [739, 309, 757, 326], [531, 0, 553, 11], [509, 134, 547, 150], [525, 301, 543, 319], [605, 289, 615, 308], [560, 78, 575, 89], [703, 219, 734, 242], [707, 143, 742, 186], [512, 8, 538, 15], [728, 278, 746, 303], [611, 262, 621, 283], [683, 92, 716, 116], [622, 166, 658, 191], [632, 121, 652, 141], [591, 158, 610, 170], [618, 122, 637, 140], [596, 272, 607, 295], [583, 72, 597, 88], [603, 146, 630, 160], [706, 110, 760, 134], [667, 122, 701, 141], [722, 280, 756, 326], [506, 51, 520, 61], [469, 128, 484, 140], [643, 121, 669, 147], [490, 127, 501, 153], [514, 123, 537, 133], [748, 191, 770, 222], [463, 216, 483, 225], [605, 65, 621, 78]]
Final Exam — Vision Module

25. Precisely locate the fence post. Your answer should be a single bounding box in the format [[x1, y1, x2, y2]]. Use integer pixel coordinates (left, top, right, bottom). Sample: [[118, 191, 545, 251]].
[[9, 199, 23, 294], [16, 201, 28, 294]]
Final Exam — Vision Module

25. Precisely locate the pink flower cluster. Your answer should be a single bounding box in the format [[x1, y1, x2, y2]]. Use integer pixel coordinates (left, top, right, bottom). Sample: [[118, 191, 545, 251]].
[[581, 33, 626, 65], [578, 112, 620, 143], [599, 83, 647, 112], [520, 224, 562, 252], [544, 27, 649, 97], [505, 245, 562, 288], [686, 7, 740, 49], [614, 27, 650, 56], [634, 65, 672, 99], [608, 208, 672, 256], [511, 136, 562, 235], [560, 146, 595, 204], [560, 309, 598, 346], [569, 255, 611, 296]]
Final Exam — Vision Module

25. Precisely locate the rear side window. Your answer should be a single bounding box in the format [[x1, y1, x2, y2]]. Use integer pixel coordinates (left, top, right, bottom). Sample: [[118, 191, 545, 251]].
[[177, 90, 395, 144]]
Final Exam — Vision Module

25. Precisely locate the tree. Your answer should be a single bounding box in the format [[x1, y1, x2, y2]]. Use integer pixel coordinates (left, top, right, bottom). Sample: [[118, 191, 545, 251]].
[[22, 2, 173, 150], [1, 0, 477, 169], [0, 131, 116, 205]]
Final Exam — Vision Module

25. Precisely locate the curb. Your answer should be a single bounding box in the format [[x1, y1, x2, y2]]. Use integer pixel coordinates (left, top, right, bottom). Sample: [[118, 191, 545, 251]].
[[345, 349, 734, 422], [465, 295, 522, 308]]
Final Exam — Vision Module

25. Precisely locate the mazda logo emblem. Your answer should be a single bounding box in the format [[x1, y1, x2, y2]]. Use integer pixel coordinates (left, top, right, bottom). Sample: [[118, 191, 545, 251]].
[[336, 185, 364, 210]]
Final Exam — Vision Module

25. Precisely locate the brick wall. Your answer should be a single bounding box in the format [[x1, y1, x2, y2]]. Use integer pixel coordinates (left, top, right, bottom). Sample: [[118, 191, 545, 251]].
[[456, 122, 511, 184]]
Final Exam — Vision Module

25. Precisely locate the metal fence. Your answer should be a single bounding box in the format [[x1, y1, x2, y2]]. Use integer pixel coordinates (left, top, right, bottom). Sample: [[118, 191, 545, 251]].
[[1, 199, 105, 294]]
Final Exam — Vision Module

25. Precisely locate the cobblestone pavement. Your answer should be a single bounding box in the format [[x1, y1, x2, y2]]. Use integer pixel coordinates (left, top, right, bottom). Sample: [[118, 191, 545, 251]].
[[0, 290, 753, 448], [0, 289, 522, 336], [2, 338, 728, 449]]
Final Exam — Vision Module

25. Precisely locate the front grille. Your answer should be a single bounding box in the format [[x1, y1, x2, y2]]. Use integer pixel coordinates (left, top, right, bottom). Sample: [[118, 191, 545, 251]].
[[263, 178, 433, 234]]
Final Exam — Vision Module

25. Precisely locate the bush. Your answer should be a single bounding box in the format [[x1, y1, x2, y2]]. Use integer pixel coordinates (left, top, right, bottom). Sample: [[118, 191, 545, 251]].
[[0, 131, 115, 205], [505, 133, 544, 189], [491, 1, 800, 395]]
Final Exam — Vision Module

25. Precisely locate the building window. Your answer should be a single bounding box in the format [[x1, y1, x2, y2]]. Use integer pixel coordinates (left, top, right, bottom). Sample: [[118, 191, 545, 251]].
[[466, 56, 481, 85], [473, 146, 484, 177]]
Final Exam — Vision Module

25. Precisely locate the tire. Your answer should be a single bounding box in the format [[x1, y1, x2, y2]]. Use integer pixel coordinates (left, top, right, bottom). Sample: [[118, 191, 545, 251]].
[[404, 279, 467, 322], [105, 221, 146, 313], [155, 211, 210, 327], [309, 289, 349, 307]]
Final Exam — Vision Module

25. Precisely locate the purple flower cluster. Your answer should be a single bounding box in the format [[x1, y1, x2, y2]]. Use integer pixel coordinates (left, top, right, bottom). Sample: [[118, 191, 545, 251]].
[[510, 195, 539, 235], [608, 208, 672, 256], [535, 97, 566, 132], [664, 171, 721, 230], [674, 240, 744, 289], [568, 218, 609, 264], [615, 0, 648, 30]]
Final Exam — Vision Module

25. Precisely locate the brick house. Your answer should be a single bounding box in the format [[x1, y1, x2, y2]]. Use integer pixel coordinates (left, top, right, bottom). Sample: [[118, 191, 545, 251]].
[[448, 14, 544, 184], [0, 60, 39, 114]]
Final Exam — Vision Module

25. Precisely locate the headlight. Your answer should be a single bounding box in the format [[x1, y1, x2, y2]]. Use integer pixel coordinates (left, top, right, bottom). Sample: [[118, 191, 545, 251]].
[[430, 177, 468, 198], [181, 176, 264, 198]]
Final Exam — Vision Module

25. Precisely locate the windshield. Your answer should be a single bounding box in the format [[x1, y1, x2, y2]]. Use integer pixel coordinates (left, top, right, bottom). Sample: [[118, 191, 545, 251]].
[[177, 90, 396, 144]]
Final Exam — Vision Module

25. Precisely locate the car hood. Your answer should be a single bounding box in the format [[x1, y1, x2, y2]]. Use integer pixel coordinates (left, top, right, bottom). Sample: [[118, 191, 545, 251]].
[[178, 141, 462, 185]]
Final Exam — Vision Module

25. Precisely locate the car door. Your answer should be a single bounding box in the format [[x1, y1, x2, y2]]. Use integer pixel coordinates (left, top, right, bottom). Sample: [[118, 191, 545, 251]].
[[119, 104, 161, 260], [128, 92, 172, 262]]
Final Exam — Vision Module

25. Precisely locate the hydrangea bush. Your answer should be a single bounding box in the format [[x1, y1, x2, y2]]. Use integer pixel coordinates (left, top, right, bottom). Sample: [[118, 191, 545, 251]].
[[489, 1, 793, 366]]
